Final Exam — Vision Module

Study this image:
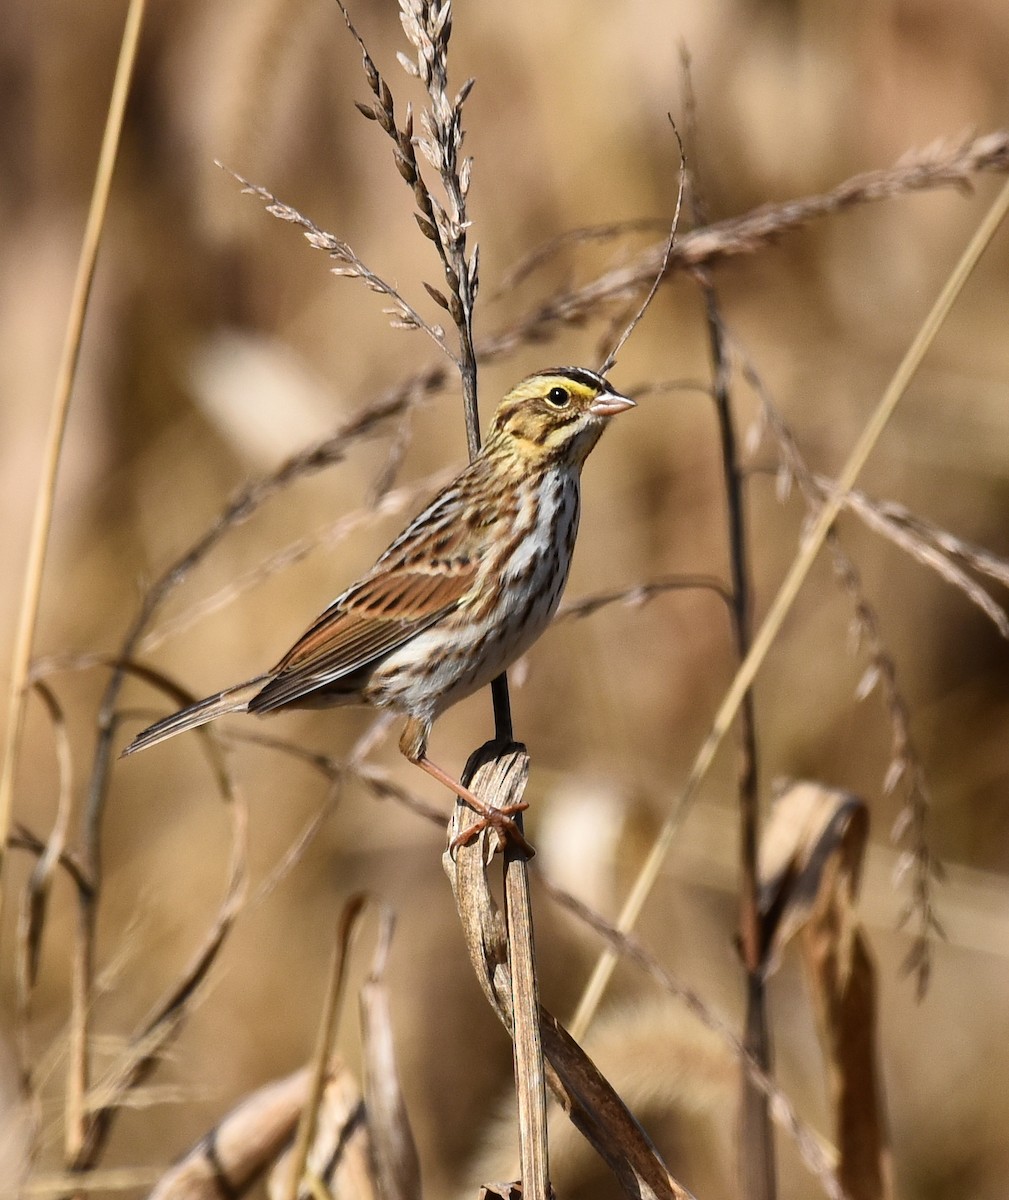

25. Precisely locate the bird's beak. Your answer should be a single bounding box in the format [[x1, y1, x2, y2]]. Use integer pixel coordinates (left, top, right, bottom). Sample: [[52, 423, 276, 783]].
[[589, 391, 636, 417]]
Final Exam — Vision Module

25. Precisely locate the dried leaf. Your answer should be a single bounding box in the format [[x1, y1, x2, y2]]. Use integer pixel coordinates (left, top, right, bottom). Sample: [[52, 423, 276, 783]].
[[759, 781, 892, 1200], [270, 1067, 378, 1200], [359, 908, 422, 1200], [150, 1066, 314, 1200]]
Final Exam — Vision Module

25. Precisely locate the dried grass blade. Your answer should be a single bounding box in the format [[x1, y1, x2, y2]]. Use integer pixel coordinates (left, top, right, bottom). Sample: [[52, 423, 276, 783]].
[[359, 904, 422, 1200], [146, 1065, 315, 1200], [270, 1067, 375, 1200], [539, 1011, 694, 1200], [283, 896, 370, 1200]]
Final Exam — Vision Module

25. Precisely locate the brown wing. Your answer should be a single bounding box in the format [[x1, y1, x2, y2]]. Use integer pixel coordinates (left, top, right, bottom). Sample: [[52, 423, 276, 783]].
[[250, 459, 495, 713], [248, 556, 477, 712]]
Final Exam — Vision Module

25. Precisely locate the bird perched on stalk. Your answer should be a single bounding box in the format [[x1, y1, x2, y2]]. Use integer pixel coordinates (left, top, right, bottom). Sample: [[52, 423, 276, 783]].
[[123, 368, 634, 854]]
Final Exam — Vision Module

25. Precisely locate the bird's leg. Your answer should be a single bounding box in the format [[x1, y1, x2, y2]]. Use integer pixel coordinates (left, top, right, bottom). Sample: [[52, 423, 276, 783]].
[[400, 718, 533, 857], [416, 754, 534, 855]]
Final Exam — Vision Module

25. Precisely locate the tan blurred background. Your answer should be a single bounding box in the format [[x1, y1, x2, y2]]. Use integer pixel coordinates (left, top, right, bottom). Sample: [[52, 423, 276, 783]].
[[3, 0, 1009, 1196]]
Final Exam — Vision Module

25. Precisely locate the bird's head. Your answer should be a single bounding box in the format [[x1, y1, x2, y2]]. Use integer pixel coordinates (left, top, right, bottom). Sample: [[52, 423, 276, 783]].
[[486, 367, 635, 467]]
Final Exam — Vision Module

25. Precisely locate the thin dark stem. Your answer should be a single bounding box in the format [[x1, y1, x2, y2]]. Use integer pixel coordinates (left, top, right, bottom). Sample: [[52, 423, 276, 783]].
[[696, 271, 773, 1200], [466, 340, 512, 744], [490, 674, 514, 742], [458, 267, 482, 461], [682, 47, 773, 1197], [459, 313, 512, 741]]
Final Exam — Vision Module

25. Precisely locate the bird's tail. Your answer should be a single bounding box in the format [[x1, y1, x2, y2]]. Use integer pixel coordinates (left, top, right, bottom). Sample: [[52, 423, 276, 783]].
[[121, 675, 271, 756]]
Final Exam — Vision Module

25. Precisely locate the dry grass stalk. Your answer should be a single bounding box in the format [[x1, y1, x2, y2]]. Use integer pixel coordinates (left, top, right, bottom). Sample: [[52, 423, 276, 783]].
[[335, 0, 482, 452], [572, 173, 1009, 1043], [597, 119, 685, 376], [737, 348, 950, 992], [477, 130, 1009, 365], [685, 259, 773, 1200], [0, 0, 148, 931], [557, 574, 732, 620]]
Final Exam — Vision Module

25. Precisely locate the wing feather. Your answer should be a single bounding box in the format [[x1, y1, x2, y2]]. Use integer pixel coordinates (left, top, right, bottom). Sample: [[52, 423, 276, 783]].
[[250, 464, 492, 713], [249, 558, 477, 712]]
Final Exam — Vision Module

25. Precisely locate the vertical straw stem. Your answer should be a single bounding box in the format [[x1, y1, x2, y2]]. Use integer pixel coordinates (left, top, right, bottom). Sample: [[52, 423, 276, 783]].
[[0, 0, 148, 923]]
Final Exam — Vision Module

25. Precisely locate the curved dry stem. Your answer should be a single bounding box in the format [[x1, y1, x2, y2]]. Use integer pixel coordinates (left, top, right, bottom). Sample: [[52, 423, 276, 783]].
[[556, 574, 732, 621], [493, 218, 672, 297], [597, 118, 685, 376]]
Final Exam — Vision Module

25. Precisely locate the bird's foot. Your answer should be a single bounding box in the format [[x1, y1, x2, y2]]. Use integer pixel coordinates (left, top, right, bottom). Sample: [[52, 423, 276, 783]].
[[414, 751, 535, 858], [450, 801, 534, 858]]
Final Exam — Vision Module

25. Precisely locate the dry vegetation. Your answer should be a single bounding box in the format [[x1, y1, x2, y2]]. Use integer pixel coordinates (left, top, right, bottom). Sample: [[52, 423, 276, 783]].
[[3, 1, 1009, 1198]]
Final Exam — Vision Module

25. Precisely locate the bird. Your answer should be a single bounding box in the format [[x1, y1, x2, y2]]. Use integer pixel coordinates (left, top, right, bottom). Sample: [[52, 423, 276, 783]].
[[123, 367, 635, 853]]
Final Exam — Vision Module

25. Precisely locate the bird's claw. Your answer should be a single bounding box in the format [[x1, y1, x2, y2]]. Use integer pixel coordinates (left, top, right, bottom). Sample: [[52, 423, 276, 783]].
[[450, 801, 534, 858]]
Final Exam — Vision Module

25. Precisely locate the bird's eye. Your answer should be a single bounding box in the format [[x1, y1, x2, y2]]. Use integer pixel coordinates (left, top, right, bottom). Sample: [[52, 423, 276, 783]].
[[546, 386, 570, 408]]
